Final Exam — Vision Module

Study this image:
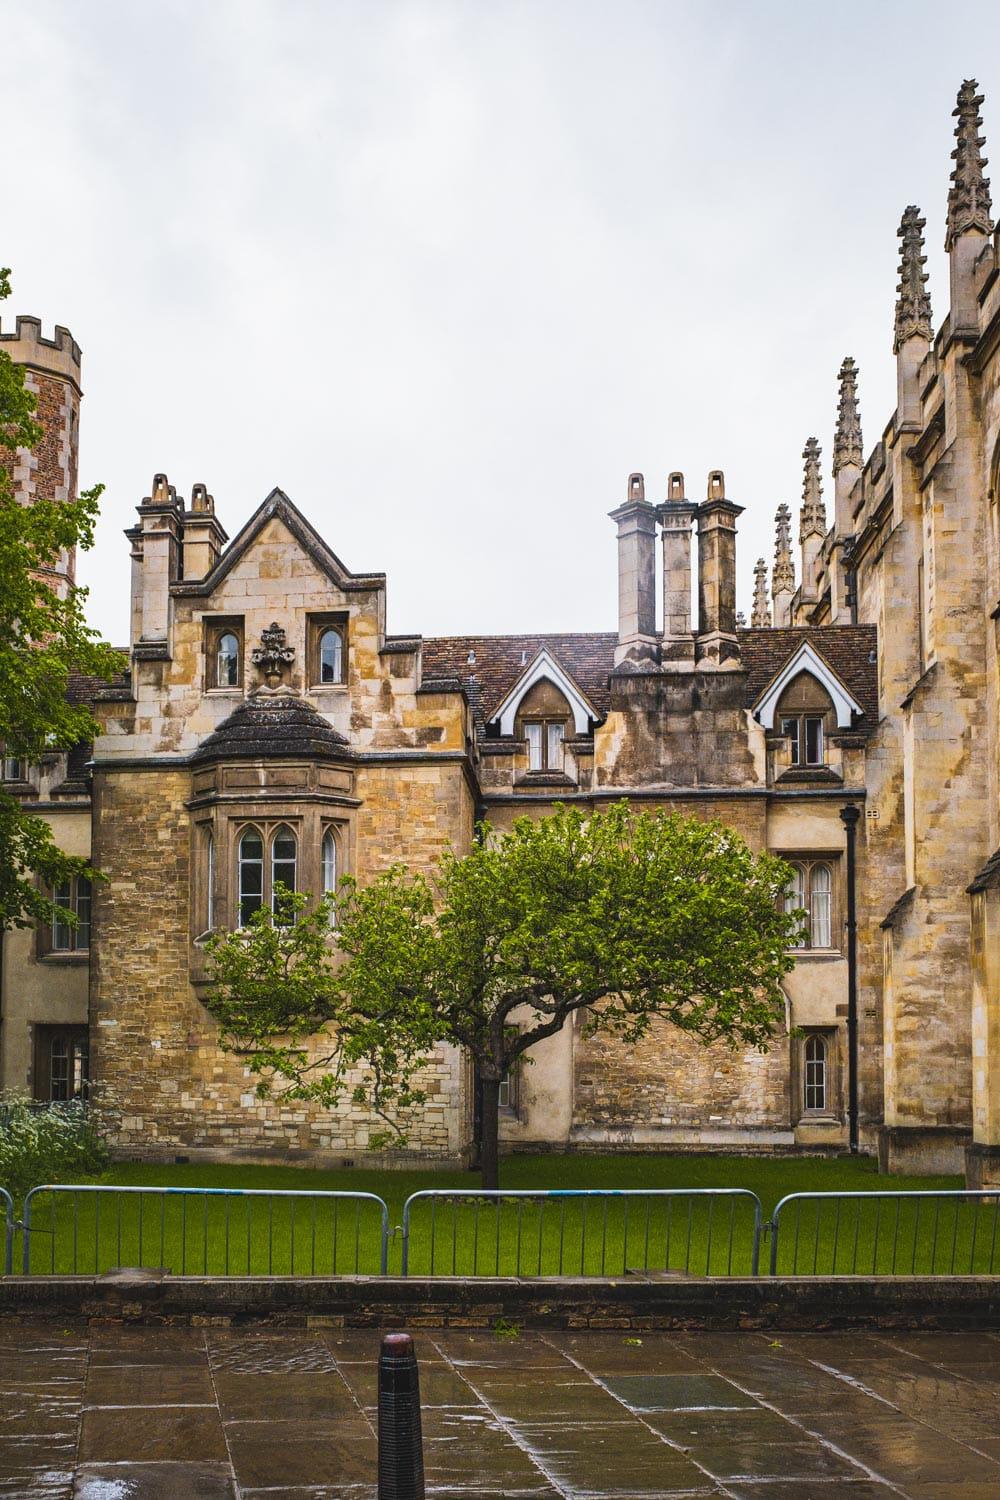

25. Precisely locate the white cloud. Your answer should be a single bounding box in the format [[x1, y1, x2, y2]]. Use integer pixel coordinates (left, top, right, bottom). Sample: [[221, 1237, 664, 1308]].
[[3, 0, 998, 641]]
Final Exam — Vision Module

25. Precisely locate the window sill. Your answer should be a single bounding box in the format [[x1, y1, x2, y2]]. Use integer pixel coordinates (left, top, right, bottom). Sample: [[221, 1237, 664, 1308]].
[[788, 948, 843, 961], [513, 771, 578, 789], [37, 951, 89, 964], [775, 766, 843, 786], [205, 687, 244, 697], [797, 1113, 841, 1125], [309, 682, 348, 692]]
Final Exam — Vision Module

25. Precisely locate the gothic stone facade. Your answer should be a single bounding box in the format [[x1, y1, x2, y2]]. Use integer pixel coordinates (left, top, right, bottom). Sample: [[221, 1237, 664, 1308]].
[[4, 79, 1000, 1180]]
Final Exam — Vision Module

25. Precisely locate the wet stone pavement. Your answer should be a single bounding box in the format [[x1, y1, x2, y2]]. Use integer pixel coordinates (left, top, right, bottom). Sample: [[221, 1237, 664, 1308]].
[[1, 1323, 999, 1498]]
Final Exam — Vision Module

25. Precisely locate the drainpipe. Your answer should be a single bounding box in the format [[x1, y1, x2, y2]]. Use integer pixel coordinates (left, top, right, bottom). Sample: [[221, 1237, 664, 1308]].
[[839, 804, 861, 1153]]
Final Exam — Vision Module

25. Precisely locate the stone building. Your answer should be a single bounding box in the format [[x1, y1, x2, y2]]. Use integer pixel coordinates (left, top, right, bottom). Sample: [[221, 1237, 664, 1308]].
[[2, 79, 999, 1180]]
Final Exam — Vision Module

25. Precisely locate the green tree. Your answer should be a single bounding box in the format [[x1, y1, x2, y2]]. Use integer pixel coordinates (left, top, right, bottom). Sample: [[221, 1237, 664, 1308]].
[[207, 803, 801, 1188], [0, 267, 123, 930]]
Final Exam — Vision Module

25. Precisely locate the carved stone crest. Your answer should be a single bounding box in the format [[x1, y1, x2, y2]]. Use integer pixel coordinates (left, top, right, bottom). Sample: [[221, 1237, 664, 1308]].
[[252, 622, 295, 687]]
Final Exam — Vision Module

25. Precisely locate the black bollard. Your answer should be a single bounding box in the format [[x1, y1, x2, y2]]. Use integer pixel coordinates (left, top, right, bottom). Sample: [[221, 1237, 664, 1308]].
[[377, 1331, 425, 1500]]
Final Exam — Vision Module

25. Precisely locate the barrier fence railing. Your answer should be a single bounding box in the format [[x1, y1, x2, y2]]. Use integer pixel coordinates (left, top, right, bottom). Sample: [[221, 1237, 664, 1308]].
[[399, 1188, 764, 1277], [5, 1184, 1000, 1280], [19, 1185, 391, 1277], [767, 1189, 1000, 1276], [1, 1189, 12, 1276]]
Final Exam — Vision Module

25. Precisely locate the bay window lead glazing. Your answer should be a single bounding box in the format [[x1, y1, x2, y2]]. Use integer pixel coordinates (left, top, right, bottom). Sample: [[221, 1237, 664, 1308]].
[[238, 829, 264, 926], [271, 826, 297, 914]]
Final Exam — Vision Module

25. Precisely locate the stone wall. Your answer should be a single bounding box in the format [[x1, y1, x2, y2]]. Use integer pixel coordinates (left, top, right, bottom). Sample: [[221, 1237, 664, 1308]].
[[91, 764, 474, 1164]]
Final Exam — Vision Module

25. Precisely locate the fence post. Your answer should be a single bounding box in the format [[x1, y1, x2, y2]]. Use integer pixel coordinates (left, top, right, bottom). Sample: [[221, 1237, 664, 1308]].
[[21, 1186, 37, 1275], [378, 1331, 425, 1499], [1, 1189, 12, 1276]]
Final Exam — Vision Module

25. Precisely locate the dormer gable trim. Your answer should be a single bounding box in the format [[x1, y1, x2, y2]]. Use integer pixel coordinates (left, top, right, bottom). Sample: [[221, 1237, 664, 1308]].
[[171, 488, 386, 598], [492, 649, 598, 736], [752, 640, 863, 730]]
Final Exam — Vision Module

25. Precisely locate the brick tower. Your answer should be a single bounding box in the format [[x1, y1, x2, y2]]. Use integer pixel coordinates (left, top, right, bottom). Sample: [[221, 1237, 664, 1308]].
[[0, 315, 82, 598]]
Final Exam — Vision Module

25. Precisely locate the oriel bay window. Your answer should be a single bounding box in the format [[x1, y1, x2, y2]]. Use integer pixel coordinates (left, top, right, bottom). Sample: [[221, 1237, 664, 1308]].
[[236, 825, 299, 927]]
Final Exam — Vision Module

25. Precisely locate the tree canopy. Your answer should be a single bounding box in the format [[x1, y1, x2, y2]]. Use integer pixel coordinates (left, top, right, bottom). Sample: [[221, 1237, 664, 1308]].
[[206, 802, 801, 1186], [0, 267, 123, 929]]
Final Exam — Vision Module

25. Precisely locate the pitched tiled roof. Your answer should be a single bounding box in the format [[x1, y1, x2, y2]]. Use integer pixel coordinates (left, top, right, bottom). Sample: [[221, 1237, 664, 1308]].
[[66, 650, 131, 705], [423, 626, 879, 734], [422, 633, 619, 728], [737, 626, 879, 728]]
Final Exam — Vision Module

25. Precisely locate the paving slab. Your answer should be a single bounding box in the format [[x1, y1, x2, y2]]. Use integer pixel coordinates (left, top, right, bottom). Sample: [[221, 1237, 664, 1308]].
[[0, 1321, 998, 1496]]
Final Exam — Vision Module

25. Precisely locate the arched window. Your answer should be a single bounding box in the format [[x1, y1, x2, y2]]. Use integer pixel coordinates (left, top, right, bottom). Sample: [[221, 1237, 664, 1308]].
[[216, 631, 240, 688], [271, 825, 297, 917], [322, 828, 337, 926], [206, 831, 215, 931], [319, 628, 344, 684], [238, 829, 264, 927], [785, 860, 835, 950], [804, 1034, 827, 1112]]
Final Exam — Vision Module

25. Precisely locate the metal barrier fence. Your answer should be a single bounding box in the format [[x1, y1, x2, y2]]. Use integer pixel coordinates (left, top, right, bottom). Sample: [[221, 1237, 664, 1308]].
[[1, 1188, 12, 1276], [5, 1183, 1000, 1281], [20, 1185, 390, 1277], [768, 1189, 1000, 1276], [399, 1188, 764, 1277]]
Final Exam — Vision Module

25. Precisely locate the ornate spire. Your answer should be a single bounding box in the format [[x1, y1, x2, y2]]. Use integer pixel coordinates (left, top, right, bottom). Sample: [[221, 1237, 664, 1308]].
[[772, 506, 795, 595], [894, 206, 933, 351], [751, 557, 771, 627], [946, 79, 993, 250], [799, 438, 826, 540], [833, 357, 863, 475]]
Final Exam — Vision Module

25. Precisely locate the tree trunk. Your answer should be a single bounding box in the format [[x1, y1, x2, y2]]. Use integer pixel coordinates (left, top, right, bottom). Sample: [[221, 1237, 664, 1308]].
[[479, 1074, 501, 1191]]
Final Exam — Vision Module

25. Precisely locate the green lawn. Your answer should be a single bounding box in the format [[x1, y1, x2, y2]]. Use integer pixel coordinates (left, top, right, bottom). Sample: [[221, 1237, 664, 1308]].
[[13, 1152, 996, 1279]]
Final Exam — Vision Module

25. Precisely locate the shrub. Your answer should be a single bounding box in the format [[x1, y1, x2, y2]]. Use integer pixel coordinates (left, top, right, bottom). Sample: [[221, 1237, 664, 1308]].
[[0, 1095, 109, 1203]]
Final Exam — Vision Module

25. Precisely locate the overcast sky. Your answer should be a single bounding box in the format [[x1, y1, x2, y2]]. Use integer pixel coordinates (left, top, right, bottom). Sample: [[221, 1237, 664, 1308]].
[[4, 0, 999, 644]]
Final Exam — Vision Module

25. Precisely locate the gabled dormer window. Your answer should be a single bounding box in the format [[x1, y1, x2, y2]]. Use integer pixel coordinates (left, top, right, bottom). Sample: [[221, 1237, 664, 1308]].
[[515, 680, 572, 773], [775, 673, 834, 768]]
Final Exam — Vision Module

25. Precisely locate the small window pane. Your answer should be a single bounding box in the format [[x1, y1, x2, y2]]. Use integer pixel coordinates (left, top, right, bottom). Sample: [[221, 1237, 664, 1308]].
[[804, 1034, 827, 1111], [805, 716, 824, 765], [547, 722, 565, 770], [216, 632, 239, 688], [525, 722, 542, 770], [272, 826, 297, 915], [781, 717, 800, 764], [52, 881, 73, 951], [784, 865, 807, 948], [75, 877, 91, 951], [322, 830, 337, 927], [810, 863, 832, 947], [319, 629, 343, 684], [3, 757, 23, 781], [238, 830, 264, 927], [50, 1036, 70, 1102]]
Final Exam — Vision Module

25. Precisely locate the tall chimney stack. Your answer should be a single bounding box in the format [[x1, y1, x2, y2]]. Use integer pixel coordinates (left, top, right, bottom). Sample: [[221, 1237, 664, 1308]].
[[658, 472, 696, 668], [610, 473, 658, 665], [695, 470, 743, 667]]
